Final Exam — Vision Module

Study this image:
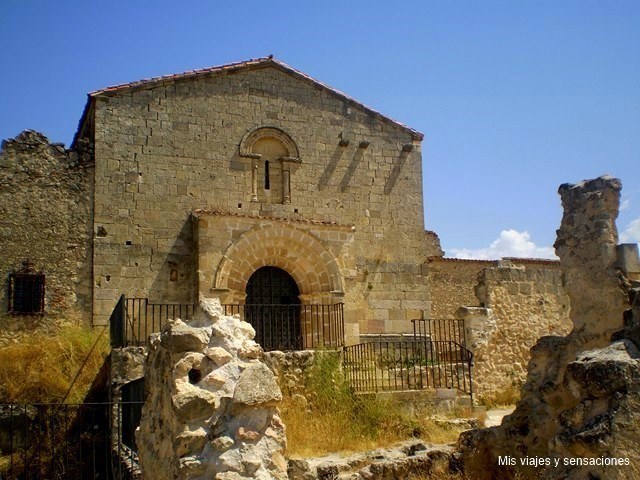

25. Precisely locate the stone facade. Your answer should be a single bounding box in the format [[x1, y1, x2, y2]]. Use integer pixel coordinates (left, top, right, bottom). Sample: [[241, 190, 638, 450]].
[[82, 57, 439, 337], [0, 131, 94, 344], [0, 58, 583, 354], [3, 59, 638, 410]]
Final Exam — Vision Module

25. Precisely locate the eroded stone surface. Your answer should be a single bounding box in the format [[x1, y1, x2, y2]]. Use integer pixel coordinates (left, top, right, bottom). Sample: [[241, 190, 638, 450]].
[[136, 298, 287, 480], [288, 440, 459, 480], [555, 176, 629, 338], [233, 363, 282, 408]]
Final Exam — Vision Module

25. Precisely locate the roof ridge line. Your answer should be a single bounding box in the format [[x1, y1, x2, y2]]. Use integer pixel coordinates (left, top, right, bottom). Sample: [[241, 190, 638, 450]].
[[89, 56, 274, 96], [84, 56, 423, 141]]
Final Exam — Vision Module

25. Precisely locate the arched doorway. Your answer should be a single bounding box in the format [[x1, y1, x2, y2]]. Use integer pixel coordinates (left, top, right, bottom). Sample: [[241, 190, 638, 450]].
[[245, 266, 301, 350]]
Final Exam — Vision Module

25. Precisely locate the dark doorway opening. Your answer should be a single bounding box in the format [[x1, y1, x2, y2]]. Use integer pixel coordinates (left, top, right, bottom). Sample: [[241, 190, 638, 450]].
[[245, 266, 301, 350]]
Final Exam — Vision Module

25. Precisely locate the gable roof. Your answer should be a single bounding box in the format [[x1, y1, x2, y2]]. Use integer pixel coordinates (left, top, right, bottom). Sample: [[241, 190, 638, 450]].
[[72, 56, 423, 147]]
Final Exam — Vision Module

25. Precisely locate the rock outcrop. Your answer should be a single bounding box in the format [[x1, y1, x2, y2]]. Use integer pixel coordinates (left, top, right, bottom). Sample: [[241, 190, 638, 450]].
[[456, 176, 638, 479], [136, 298, 288, 480], [540, 294, 640, 479]]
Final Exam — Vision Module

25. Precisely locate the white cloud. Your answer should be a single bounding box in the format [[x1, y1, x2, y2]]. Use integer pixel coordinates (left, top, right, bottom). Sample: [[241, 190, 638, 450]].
[[620, 217, 640, 243], [620, 198, 631, 211], [449, 229, 557, 260]]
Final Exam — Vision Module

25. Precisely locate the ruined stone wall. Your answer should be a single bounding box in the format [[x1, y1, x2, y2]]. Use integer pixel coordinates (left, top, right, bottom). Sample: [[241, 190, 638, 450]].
[[425, 258, 490, 319], [423, 257, 571, 397], [91, 64, 437, 330], [0, 131, 93, 343], [426, 256, 571, 396], [426, 257, 565, 319], [424, 230, 444, 258], [262, 349, 341, 400], [470, 263, 572, 397], [457, 176, 635, 480], [137, 298, 287, 480], [555, 176, 630, 338]]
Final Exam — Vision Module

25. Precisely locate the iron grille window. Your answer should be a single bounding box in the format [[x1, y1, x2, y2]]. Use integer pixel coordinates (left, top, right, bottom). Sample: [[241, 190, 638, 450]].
[[8, 261, 45, 314]]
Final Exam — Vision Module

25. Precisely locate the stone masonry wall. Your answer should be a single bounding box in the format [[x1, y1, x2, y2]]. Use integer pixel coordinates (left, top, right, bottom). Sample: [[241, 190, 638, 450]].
[[426, 257, 571, 396], [426, 257, 565, 319], [198, 211, 432, 341], [0, 131, 94, 344], [91, 63, 438, 330], [470, 262, 572, 397], [425, 258, 490, 319]]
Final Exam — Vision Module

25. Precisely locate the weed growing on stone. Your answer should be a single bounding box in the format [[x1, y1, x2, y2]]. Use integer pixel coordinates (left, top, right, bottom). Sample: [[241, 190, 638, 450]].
[[0, 325, 109, 403]]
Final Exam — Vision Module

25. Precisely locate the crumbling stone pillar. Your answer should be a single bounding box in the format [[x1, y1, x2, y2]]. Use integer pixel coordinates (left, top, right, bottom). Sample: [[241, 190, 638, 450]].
[[136, 298, 288, 480], [554, 175, 629, 338]]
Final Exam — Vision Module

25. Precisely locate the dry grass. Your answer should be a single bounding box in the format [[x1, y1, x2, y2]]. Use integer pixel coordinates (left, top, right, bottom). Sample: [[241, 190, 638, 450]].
[[281, 353, 467, 457], [0, 324, 109, 403], [479, 382, 522, 409], [418, 418, 468, 444]]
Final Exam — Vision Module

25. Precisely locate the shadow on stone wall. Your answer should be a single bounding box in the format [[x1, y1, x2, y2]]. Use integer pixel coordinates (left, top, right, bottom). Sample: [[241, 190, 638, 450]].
[[148, 216, 197, 304]]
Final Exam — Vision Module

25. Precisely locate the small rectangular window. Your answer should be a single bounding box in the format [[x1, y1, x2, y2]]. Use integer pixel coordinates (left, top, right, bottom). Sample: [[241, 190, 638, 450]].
[[264, 160, 270, 190], [8, 261, 45, 314]]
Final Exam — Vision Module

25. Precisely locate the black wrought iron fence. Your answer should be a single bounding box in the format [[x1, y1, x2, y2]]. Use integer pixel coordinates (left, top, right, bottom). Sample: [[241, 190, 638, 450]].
[[343, 340, 473, 395], [412, 318, 466, 345], [109, 296, 344, 351], [0, 401, 144, 480], [110, 297, 196, 347], [343, 319, 473, 401], [222, 303, 344, 351]]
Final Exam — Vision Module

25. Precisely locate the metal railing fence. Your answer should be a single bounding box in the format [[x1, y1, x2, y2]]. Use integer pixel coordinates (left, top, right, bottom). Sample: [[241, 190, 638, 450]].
[[0, 401, 144, 480], [110, 296, 344, 352], [343, 319, 473, 401], [222, 303, 344, 351], [112, 297, 195, 348], [412, 318, 466, 346]]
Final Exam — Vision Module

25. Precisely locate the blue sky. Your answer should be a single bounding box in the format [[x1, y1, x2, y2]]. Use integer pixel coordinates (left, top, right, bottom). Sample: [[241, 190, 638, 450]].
[[1, 1, 638, 258]]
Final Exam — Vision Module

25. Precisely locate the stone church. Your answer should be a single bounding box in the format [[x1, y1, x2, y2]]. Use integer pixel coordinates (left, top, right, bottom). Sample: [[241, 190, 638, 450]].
[[1, 57, 443, 347]]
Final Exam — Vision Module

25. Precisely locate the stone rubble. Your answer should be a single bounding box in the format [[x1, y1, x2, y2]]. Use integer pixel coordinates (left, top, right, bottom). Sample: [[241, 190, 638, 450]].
[[136, 298, 287, 480], [287, 440, 459, 480], [538, 288, 640, 480]]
